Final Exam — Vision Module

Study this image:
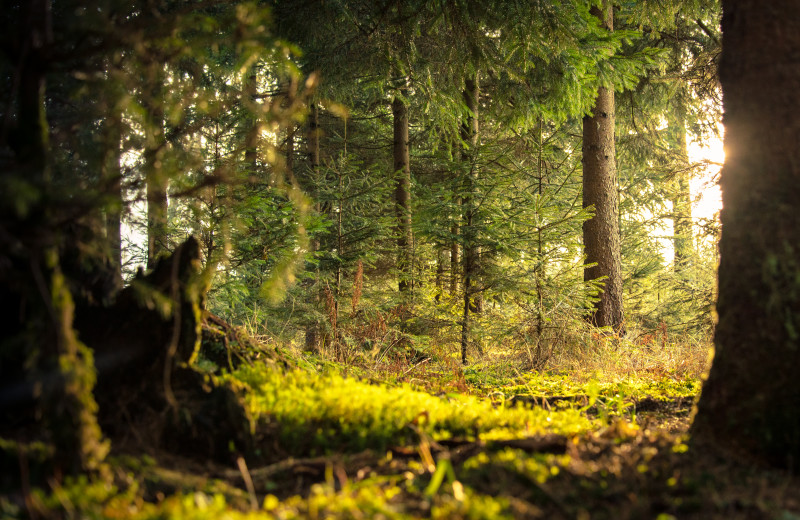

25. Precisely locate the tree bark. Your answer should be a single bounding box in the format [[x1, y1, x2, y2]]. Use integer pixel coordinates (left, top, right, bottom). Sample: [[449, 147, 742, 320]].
[[304, 103, 321, 351], [244, 67, 259, 173], [691, 0, 800, 470], [582, 2, 624, 333], [450, 134, 460, 296], [7, 0, 109, 475], [461, 75, 480, 364], [450, 224, 460, 295], [144, 67, 168, 270], [102, 113, 123, 283], [435, 248, 445, 303], [393, 94, 413, 294]]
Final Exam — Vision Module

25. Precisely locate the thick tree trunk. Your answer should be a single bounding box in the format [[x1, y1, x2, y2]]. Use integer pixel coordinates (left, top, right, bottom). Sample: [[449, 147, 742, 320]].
[[7, 0, 109, 475], [461, 75, 480, 364], [393, 94, 413, 293], [582, 2, 624, 333], [691, 0, 800, 470]]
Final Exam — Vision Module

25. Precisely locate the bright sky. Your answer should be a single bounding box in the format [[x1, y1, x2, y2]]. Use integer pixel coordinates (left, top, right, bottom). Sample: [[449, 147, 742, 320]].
[[653, 132, 723, 264], [688, 135, 724, 222]]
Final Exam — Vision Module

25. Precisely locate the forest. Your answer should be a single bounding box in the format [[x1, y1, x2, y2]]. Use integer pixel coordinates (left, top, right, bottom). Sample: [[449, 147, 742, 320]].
[[2, 0, 800, 518]]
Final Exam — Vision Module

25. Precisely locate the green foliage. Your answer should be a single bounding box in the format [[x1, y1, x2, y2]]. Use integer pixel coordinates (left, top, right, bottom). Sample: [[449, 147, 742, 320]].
[[92, 0, 723, 363]]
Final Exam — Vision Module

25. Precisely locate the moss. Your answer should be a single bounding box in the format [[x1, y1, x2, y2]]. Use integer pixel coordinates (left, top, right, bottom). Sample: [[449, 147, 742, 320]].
[[224, 366, 596, 455], [46, 252, 109, 475]]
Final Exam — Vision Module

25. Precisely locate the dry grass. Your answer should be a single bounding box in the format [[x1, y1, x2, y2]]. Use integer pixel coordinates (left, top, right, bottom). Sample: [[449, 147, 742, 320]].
[[547, 325, 712, 382], [469, 319, 713, 383]]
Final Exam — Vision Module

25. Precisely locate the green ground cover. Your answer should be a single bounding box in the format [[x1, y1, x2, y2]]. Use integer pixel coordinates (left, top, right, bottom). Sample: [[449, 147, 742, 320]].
[[3, 345, 799, 519]]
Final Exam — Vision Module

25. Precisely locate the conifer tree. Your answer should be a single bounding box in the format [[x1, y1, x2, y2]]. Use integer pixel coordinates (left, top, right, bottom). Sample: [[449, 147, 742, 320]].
[[393, 91, 413, 294], [460, 74, 480, 363], [582, 1, 625, 333], [692, 0, 800, 470], [1, 0, 109, 475]]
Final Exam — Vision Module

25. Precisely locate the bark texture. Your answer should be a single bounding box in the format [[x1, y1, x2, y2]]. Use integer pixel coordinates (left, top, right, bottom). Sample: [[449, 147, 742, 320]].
[[460, 75, 480, 364], [393, 94, 413, 293], [582, 2, 624, 333], [691, 0, 800, 469], [2, 0, 109, 475]]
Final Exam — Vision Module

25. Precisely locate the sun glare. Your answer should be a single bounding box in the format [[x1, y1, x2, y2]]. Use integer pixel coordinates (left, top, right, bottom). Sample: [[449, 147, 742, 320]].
[[688, 134, 724, 222]]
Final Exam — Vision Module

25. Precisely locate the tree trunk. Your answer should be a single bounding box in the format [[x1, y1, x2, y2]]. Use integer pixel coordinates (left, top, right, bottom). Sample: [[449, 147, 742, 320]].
[[9, 0, 109, 475], [102, 113, 123, 283], [285, 124, 296, 184], [393, 94, 413, 294], [244, 67, 259, 173], [435, 248, 445, 303], [461, 75, 480, 364], [304, 103, 321, 351], [691, 0, 800, 470], [582, 2, 624, 333], [450, 224, 460, 296], [449, 142, 460, 298], [145, 69, 168, 270], [671, 98, 693, 272]]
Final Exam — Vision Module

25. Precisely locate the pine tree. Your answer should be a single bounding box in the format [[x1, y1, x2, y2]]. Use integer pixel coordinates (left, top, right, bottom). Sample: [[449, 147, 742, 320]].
[[582, 2, 625, 333], [692, 0, 800, 470]]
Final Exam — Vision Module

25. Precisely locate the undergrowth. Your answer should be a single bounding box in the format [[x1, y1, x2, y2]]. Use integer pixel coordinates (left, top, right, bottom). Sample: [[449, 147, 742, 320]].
[[5, 323, 800, 519]]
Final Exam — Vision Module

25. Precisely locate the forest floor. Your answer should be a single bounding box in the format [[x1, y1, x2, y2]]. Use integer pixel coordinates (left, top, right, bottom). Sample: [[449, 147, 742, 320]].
[[3, 325, 800, 519]]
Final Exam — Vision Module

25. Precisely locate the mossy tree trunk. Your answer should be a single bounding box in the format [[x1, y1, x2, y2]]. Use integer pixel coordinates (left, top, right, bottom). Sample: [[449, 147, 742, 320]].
[[582, 2, 624, 334], [691, 0, 800, 470], [10, 0, 109, 475]]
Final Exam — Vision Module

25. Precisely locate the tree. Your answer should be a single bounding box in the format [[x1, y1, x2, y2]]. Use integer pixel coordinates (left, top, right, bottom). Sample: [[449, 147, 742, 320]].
[[582, 1, 624, 333], [393, 91, 413, 294], [1, 0, 307, 474], [691, 0, 800, 469], [0, 0, 109, 475], [460, 74, 480, 363], [143, 67, 169, 269], [260, 0, 718, 361], [670, 95, 693, 273]]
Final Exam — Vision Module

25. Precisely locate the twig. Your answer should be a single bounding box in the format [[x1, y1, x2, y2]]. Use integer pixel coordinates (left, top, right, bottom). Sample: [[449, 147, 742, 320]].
[[236, 456, 259, 511], [402, 358, 430, 377]]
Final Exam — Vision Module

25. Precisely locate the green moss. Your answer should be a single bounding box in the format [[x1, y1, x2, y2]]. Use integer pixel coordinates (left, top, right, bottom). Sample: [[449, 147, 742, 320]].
[[223, 366, 597, 455], [502, 373, 700, 403]]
